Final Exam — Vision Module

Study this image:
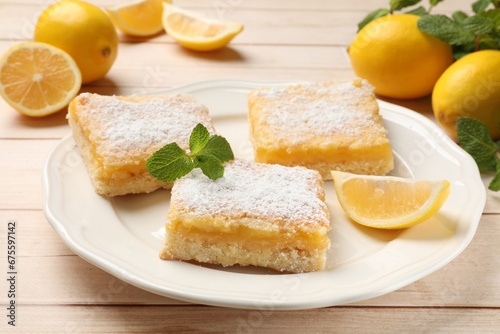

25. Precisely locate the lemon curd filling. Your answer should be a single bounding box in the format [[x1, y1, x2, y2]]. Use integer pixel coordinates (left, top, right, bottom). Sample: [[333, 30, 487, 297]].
[[167, 217, 330, 251], [255, 142, 393, 175]]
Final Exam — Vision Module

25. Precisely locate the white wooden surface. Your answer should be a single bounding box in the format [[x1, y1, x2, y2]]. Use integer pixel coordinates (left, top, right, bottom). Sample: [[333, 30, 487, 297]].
[[0, 1, 498, 332]]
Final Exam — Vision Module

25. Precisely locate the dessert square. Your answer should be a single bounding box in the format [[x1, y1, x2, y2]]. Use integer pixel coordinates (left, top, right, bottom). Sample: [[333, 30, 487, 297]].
[[248, 79, 394, 179], [68, 93, 215, 196], [160, 160, 331, 273]]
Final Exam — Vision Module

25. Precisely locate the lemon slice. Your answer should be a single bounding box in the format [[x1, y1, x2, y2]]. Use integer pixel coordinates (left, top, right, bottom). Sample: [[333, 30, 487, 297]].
[[162, 3, 244, 51], [0, 42, 82, 117], [331, 171, 451, 229], [107, 0, 167, 37]]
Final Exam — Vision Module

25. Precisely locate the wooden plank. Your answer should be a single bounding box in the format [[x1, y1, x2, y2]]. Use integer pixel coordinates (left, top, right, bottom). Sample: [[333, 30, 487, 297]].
[[0, 4, 361, 46], [0, 1, 497, 333], [0, 210, 74, 257], [0, 41, 350, 73], [1, 212, 497, 306], [1, 0, 475, 12], [2, 305, 498, 333], [0, 139, 58, 210], [0, 1, 475, 46]]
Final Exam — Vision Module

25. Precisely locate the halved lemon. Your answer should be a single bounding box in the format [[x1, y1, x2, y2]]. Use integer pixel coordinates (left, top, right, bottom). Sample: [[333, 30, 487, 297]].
[[162, 3, 244, 51], [0, 42, 82, 117], [331, 171, 451, 229], [107, 0, 168, 37]]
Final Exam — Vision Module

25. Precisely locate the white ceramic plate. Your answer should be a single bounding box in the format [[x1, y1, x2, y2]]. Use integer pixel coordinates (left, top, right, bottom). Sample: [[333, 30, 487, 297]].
[[42, 80, 486, 310]]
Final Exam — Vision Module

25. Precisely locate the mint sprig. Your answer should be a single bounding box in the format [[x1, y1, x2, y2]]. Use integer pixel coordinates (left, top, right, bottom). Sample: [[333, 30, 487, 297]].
[[357, 0, 500, 59], [357, 0, 442, 31], [146, 123, 234, 183], [457, 117, 500, 191]]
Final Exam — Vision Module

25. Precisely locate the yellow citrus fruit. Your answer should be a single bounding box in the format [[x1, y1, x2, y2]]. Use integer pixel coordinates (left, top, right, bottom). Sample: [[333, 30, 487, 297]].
[[106, 0, 169, 37], [433, 49, 500, 141], [34, 0, 119, 84], [331, 171, 450, 229], [162, 3, 244, 51], [348, 14, 454, 99], [0, 42, 82, 117]]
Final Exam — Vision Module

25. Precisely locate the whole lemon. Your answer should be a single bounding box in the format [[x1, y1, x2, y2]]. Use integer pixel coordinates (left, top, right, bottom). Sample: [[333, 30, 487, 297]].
[[34, 0, 119, 84], [433, 50, 500, 141], [349, 14, 454, 99]]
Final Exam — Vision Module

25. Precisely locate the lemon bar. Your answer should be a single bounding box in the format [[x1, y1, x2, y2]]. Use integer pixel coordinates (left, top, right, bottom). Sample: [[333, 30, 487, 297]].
[[248, 79, 394, 179], [67, 93, 215, 196], [160, 160, 331, 273]]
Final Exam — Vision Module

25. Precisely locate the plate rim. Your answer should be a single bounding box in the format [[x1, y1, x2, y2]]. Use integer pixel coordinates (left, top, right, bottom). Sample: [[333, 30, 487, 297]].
[[42, 79, 486, 309]]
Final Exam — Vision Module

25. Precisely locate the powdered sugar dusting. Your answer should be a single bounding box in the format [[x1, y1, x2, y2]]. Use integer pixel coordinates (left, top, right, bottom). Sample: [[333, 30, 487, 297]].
[[75, 93, 214, 160], [252, 80, 385, 144], [172, 160, 330, 230]]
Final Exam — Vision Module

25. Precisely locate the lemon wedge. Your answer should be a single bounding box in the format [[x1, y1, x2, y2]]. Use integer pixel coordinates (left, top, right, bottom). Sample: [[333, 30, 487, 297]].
[[162, 3, 244, 51], [107, 0, 168, 37], [331, 171, 451, 229], [0, 42, 82, 117]]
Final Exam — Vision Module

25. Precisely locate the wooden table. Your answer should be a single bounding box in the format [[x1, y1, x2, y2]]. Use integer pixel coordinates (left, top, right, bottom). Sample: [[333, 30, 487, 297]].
[[1, 0, 499, 332]]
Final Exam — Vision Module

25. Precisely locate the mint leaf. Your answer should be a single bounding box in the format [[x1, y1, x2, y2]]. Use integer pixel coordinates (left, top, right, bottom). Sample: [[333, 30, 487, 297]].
[[194, 154, 224, 180], [477, 8, 500, 25], [462, 15, 496, 35], [389, 0, 422, 12], [198, 135, 235, 162], [488, 159, 500, 191], [146, 123, 235, 183], [429, 0, 444, 6], [406, 6, 427, 16], [457, 117, 499, 172], [452, 11, 469, 23], [146, 142, 194, 182], [472, 0, 494, 14], [189, 123, 210, 155], [418, 15, 475, 45], [357, 8, 390, 31], [489, 159, 500, 191]]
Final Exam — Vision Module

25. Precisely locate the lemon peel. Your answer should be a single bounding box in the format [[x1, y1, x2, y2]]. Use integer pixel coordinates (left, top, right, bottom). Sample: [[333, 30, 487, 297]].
[[107, 0, 168, 37], [34, 0, 119, 84], [162, 3, 243, 51]]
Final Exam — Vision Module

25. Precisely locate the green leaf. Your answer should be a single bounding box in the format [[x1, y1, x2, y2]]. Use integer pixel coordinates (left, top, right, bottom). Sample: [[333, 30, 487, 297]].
[[146, 142, 194, 183], [146, 124, 235, 182], [198, 135, 235, 162], [457, 117, 499, 172], [418, 14, 475, 45], [194, 154, 224, 180], [478, 35, 500, 50], [390, 0, 422, 12], [357, 8, 390, 31], [472, 0, 494, 14], [489, 159, 500, 191], [462, 15, 496, 35], [406, 5, 427, 16], [189, 123, 210, 155], [477, 8, 500, 25], [429, 0, 444, 6], [452, 11, 469, 23]]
